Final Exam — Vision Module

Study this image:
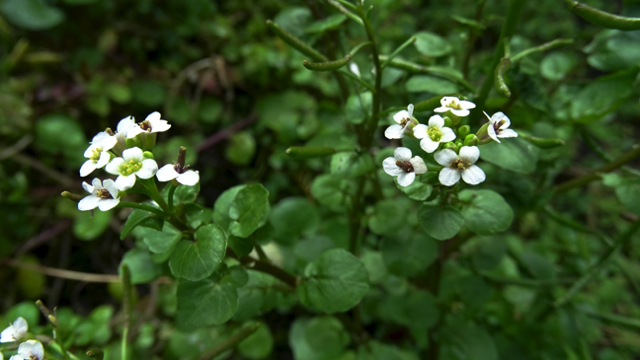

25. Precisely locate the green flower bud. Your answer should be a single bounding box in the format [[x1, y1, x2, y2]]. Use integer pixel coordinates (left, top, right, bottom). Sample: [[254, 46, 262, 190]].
[[286, 146, 336, 159], [143, 151, 155, 160], [444, 142, 457, 151], [458, 125, 471, 138], [476, 123, 493, 145], [520, 134, 565, 148], [464, 134, 479, 146], [443, 116, 453, 128]]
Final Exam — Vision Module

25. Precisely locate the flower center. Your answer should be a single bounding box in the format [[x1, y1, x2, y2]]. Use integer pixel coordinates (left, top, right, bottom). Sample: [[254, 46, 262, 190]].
[[140, 120, 152, 132], [396, 160, 414, 173], [120, 159, 142, 175], [451, 159, 470, 170], [174, 164, 188, 174], [400, 117, 411, 128], [493, 119, 506, 133], [97, 188, 113, 199], [447, 100, 462, 110], [428, 126, 442, 142], [90, 147, 103, 161]]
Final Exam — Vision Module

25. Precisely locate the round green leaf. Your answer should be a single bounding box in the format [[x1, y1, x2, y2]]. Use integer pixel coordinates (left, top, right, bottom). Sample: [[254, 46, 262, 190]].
[[169, 224, 227, 281], [368, 200, 405, 236], [270, 197, 320, 244], [310, 174, 353, 211], [119, 248, 162, 284], [540, 51, 577, 81], [229, 183, 270, 238], [414, 31, 452, 57], [213, 184, 245, 230], [418, 204, 464, 240], [176, 277, 238, 328], [73, 210, 112, 241], [405, 75, 459, 95], [141, 224, 182, 254], [0, 0, 64, 30], [297, 248, 369, 314], [398, 180, 432, 201], [289, 317, 350, 360], [459, 190, 514, 235], [382, 230, 438, 277], [479, 137, 538, 174], [238, 323, 274, 359], [226, 131, 256, 166]]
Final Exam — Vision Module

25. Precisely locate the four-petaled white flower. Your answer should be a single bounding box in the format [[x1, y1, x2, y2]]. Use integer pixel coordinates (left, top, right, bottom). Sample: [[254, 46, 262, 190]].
[[413, 115, 456, 153], [79, 139, 115, 177], [484, 111, 517, 143], [434, 96, 476, 117], [1, 317, 27, 343], [156, 164, 200, 186], [127, 111, 171, 139], [105, 147, 158, 190], [78, 178, 121, 211], [385, 104, 415, 139], [383, 147, 428, 187], [16, 340, 44, 360], [435, 146, 485, 186]]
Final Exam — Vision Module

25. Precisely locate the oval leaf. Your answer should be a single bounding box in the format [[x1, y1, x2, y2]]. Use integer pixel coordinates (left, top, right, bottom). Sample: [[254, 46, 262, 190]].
[[459, 190, 514, 235], [418, 204, 465, 240], [169, 224, 227, 281]]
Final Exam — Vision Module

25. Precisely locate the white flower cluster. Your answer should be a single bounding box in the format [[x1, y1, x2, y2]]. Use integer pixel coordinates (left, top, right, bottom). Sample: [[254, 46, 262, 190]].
[[383, 96, 517, 187], [77, 112, 199, 212], [1, 318, 44, 360]]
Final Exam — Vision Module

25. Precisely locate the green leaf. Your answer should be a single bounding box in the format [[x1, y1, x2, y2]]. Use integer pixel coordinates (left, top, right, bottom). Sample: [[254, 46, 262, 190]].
[[345, 91, 372, 124], [176, 272, 239, 328], [0, 0, 64, 31], [289, 317, 350, 360], [229, 184, 270, 238], [73, 210, 112, 241], [330, 152, 375, 178], [570, 68, 638, 123], [297, 249, 369, 313], [169, 224, 227, 281], [414, 31, 452, 57], [310, 174, 353, 211], [418, 204, 464, 240], [270, 197, 320, 244], [119, 248, 162, 284], [377, 289, 439, 331], [382, 230, 438, 277], [405, 75, 459, 95], [480, 137, 538, 174], [459, 190, 514, 235], [464, 236, 507, 271], [398, 180, 432, 201], [142, 223, 182, 254], [130, 80, 166, 107], [234, 270, 280, 321], [226, 131, 257, 166], [305, 13, 347, 34], [120, 208, 163, 240], [518, 252, 556, 280], [35, 114, 86, 166], [610, 177, 640, 216], [228, 235, 255, 258], [357, 341, 419, 360], [368, 200, 405, 236], [238, 323, 274, 360], [440, 325, 498, 360], [170, 182, 200, 205], [213, 184, 245, 230], [540, 51, 577, 81]]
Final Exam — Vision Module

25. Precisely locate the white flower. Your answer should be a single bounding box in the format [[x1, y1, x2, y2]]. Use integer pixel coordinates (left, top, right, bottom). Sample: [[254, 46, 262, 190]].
[[435, 146, 485, 186], [385, 104, 415, 139], [434, 96, 476, 117], [17, 340, 44, 360], [115, 116, 137, 145], [79, 141, 115, 177], [382, 147, 427, 187], [413, 115, 456, 153], [78, 178, 121, 211], [0, 317, 27, 343], [483, 111, 518, 143], [91, 131, 117, 149], [156, 164, 200, 186], [349, 63, 360, 77], [105, 147, 158, 190], [127, 111, 171, 138]]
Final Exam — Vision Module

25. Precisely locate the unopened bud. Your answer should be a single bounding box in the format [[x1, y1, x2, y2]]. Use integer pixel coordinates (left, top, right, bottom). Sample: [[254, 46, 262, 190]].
[[105, 128, 115, 136], [458, 125, 470, 138], [48, 314, 59, 328], [61, 191, 83, 202], [87, 349, 104, 359], [476, 123, 492, 145], [125, 137, 139, 149], [444, 142, 457, 151], [443, 116, 453, 128], [464, 134, 479, 146], [142, 151, 155, 160]]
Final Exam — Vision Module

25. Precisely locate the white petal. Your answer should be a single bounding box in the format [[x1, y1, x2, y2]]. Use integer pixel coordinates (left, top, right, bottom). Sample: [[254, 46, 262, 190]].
[[117, 116, 135, 133], [82, 181, 93, 194], [461, 165, 486, 185], [96, 151, 111, 168], [440, 96, 458, 106], [498, 128, 518, 138], [91, 131, 109, 144], [492, 112, 510, 128], [349, 63, 360, 77], [149, 119, 171, 133], [410, 156, 428, 174], [103, 179, 119, 199], [98, 198, 120, 211], [393, 110, 410, 124], [79, 160, 98, 177], [12, 318, 27, 335], [156, 164, 179, 182], [459, 100, 476, 110], [412, 124, 428, 139], [440, 127, 456, 142], [397, 172, 416, 187], [439, 168, 460, 186], [83, 143, 100, 158], [487, 124, 500, 143], [145, 111, 161, 122], [122, 147, 143, 162], [394, 147, 412, 161], [384, 124, 405, 139], [0, 329, 13, 343], [18, 340, 44, 360], [106, 157, 125, 175], [433, 106, 448, 113], [420, 138, 440, 153], [78, 195, 101, 211], [99, 135, 118, 150], [116, 174, 136, 190], [136, 159, 158, 179], [459, 146, 480, 164], [451, 109, 470, 117], [383, 158, 403, 176], [407, 104, 414, 117], [428, 115, 444, 128], [483, 111, 493, 123], [434, 149, 457, 166], [91, 177, 103, 190], [177, 170, 200, 185], [126, 126, 145, 139]]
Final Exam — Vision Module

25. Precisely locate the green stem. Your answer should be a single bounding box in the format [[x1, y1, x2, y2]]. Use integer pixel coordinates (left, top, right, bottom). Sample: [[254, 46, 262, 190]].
[[580, 308, 640, 332], [480, 272, 576, 287], [510, 38, 574, 63], [337, 68, 376, 92], [117, 201, 165, 217], [121, 264, 132, 360], [197, 323, 262, 360], [615, 258, 640, 304], [377, 56, 477, 93], [554, 219, 640, 308], [359, 4, 382, 150], [543, 206, 613, 246], [380, 36, 416, 69], [167, 184, 177, 214], [474, 0, 527, 120], [554, 144, 640, 193]]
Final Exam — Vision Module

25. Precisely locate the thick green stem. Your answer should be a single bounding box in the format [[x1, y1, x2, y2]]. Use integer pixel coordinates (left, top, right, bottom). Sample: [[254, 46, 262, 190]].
[[121, 264, 132, 360], [167, 184, 177, 214], [359, 5, 382, 149], [474, 0, 527, 120], [554, 144, 640, 193]]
